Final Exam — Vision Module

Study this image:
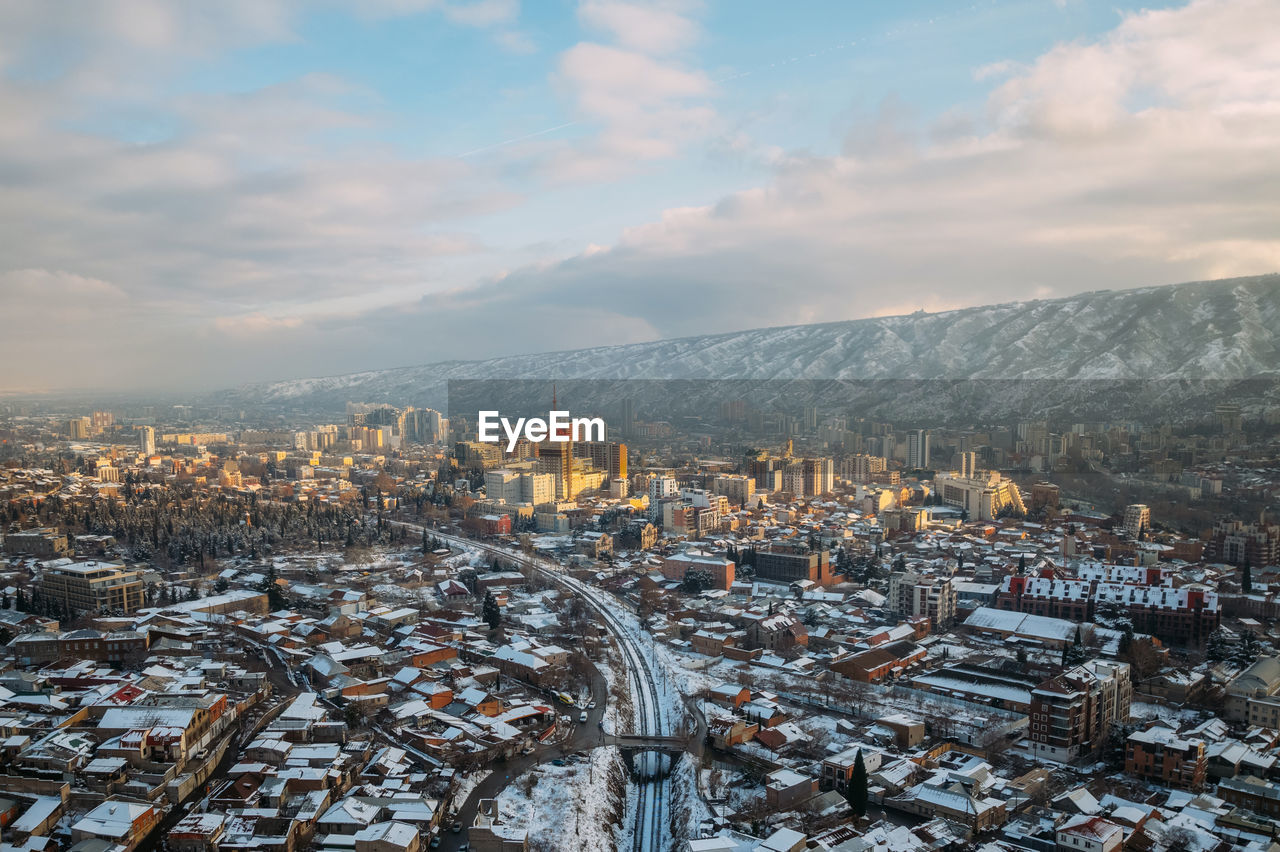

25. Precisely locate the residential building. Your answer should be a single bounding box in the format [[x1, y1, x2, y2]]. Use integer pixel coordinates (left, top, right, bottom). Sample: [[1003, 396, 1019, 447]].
[[1028, 661, 1132, 763], [746, 614, 808, 652], [711, 474, 756, 507], [753, 542, 833, 586], [1054, 816, 1124, 852], [907, 429, 930, 469], [71, 799, 162, 852], [661, 552, 735, 591], [1123, 504, 1150, 538], [40, 561, 146, 614], [468, 799, 528, 851], [139, 425, 156, 456], [888, 572, 957, 629], [1205, 518, 1280, 566], [995, 574, 1219, 647], [3, 527, 69, 558], [1125, 725, 1206, 791], [578, 441, 627, 480], [1218, 775, 1280, 820], [831, 641, 925, 684], [763, 768, 817, 809]]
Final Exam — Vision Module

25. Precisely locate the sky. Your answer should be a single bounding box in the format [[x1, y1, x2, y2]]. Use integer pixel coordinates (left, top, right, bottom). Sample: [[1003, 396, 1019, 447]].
[[1, 0, 1278, 392]]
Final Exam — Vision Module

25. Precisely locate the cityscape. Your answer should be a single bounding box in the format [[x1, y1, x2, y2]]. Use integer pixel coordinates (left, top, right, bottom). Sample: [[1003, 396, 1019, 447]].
[[1, 379, 1280, 851], [4, 0, 1280, 851]]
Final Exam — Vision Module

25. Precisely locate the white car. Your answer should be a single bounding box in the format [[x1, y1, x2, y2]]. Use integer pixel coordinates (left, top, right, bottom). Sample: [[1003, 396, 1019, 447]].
[[578, 711, 588, 724], [587, 701, 597, 710]]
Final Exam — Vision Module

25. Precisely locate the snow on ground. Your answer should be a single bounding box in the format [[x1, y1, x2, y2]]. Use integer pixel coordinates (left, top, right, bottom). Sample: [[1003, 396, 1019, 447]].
[[452, 769, 491, 809], [1130, 702, 1206, 725], [370, 583, 438, 604], [598, 640, 632, 736], [495, 747, 623, 851], [668, 753, 716, 841]]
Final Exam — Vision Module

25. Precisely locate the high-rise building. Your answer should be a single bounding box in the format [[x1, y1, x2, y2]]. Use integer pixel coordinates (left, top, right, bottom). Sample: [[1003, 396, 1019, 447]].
[[803, 406, 819, 432], [1123, 504, 1150, 539], [485, 469, 522, 503], [840, 454, 886, 483], [958, 451, 977, 478], [139, 425, 156, 456], [888, 572, 957, 629], [907, 429, 930, 469], [648, 476, 679, 503], [520, 472, 556, 506], [620, 399, 635, 438], [67, 417, 91, 440], [711, 474, 755, 507], [801, 458, 834, 496], [579, 441, 627, 479]]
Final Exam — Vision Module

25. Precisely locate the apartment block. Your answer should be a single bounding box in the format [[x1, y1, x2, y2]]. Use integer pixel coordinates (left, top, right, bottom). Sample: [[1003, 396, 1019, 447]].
[[40, 561, 146, 615]]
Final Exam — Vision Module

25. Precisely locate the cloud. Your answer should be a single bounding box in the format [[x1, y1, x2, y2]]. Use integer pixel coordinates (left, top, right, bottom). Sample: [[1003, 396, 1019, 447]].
[[443, 0, 520, 27], [2, 0, 1277, 392], [407, 0, 1280, 339], [519, 1, 714, 181], [213, 313, 305, 335], [577, 0, 701, 54]]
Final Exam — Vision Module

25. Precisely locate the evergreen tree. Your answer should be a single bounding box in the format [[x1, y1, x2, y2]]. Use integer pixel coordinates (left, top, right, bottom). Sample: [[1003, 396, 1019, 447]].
[[1242, 558, 1253, 593], [681, 569, 714, 595], [1062, 625, 1088, 667], [1017, 553, 1026, 573], [1235, 629, 1262, 665], [482, 590, 501, 631], [846, 749, 868, 817], [1206, 627, 1233, 662], [1118, 626, 1134, 655]]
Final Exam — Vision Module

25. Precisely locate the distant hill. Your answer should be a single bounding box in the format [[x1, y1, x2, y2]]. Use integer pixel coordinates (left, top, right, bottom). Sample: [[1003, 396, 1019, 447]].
[[213, 275, 1280, 422]]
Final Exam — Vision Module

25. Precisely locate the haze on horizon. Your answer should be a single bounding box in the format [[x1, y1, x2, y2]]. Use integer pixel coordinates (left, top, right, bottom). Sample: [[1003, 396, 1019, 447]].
[[1, 0, 1278, 393]]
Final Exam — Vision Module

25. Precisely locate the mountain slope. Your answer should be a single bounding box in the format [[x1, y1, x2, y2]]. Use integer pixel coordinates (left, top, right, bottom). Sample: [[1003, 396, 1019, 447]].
[[215, 275, 1280, 419]]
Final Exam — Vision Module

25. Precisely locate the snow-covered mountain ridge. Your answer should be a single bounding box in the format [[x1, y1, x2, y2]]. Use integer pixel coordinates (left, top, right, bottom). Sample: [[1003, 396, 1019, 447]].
[[214, 275, 1280, 417]]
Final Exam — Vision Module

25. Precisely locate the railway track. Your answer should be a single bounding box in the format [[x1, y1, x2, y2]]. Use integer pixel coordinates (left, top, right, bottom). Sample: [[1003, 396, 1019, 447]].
[[399, 524, 670, 850]]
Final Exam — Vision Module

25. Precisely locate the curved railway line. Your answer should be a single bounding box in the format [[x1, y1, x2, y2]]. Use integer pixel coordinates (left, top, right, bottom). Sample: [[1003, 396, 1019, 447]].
[[399, 524, 673, 850]]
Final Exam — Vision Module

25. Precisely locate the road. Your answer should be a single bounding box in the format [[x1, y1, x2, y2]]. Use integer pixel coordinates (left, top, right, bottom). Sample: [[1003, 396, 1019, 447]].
[[396, 523, 681, 852]]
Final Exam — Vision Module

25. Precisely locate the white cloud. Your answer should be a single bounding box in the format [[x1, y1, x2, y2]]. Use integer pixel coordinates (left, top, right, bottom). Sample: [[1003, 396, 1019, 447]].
[[527, 1, 715, 180], [577, 0, 701, 54], [425, 0, 1280, 339], [2, 0, 1277, 391]]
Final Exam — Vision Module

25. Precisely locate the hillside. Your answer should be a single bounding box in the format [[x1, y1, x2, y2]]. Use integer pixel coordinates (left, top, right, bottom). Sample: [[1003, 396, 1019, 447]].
[[214, 275, 1280, 422]]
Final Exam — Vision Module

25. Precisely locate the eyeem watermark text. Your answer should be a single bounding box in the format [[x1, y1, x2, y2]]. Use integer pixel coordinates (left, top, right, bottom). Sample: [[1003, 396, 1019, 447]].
[[477, 410, 606, 452]]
